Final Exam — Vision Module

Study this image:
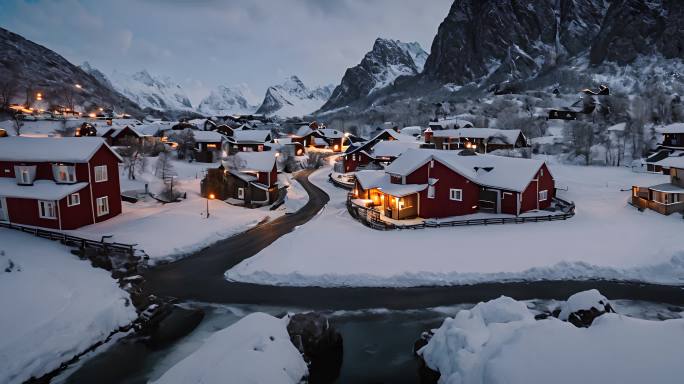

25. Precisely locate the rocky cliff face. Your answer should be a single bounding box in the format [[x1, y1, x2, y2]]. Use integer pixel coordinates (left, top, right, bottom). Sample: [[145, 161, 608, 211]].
[[423, 0, 684, 86], [256, 76, 333, 117], [0, 27, 143, 116], [320, 38, 428, 111]]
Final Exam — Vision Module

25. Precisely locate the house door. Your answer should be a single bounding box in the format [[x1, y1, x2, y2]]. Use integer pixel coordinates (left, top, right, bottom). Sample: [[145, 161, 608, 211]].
[[237, 188, 245, 200], [0, 197, 8, 222]]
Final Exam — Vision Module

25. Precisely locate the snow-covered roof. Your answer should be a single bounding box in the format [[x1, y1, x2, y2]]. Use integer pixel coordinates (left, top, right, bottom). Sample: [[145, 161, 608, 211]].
[[109, 126, 149, 139], [654, 155, 684, 169], [400, 126, 423, 136], [648, 183, 684, 194], [316, 128, 344, 139], [369, 140, 421, 158], [385, 148, 547, 192], [294, 126, 313, 137], [0, 178, 88, 200], [607, 122, 627, 132], [429, 118, 474, 129], [231, 151, 276, 173], [192, 130, 226, 143], [313, 137, 327, 146], [0, 136, 122, 163], [432, 128, 523, 145], [355, 170, 427, 197], [659, 123, 684, 134], [230, 130, 272, 143]]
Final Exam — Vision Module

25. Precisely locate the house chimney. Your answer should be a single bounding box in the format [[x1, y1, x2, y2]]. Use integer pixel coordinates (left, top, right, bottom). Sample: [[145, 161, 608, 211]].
[[424, 127, 433, 143]]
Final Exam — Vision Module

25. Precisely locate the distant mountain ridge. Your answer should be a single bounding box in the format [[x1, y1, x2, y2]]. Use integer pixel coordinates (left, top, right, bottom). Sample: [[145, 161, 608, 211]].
[[256, 76, 333, 117], [320, 38, 428, 111], [197, 84, 259, 116]]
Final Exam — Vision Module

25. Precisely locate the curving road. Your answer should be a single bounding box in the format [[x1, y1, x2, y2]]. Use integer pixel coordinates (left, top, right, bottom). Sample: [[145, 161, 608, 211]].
[[143, 170, 684, 310]]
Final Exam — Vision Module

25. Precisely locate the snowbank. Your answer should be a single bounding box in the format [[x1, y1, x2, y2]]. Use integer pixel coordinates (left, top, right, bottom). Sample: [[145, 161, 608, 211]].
[[153, 313, 307, 384], [71, 158, 307, 262], [419, 295, 684, 384], [0, 229, 136, 384], [226, 163, 684, 287]]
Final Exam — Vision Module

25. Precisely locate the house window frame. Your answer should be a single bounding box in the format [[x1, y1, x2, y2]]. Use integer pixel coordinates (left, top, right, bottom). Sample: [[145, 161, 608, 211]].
[[67, 193, 81, 207], [96, 196, 109, 217], [539, 190, 548, 202], [237, 187, 245, 200], [94, 165, 108, 183], [449, 188, 463, 201], [55, 165, 77, 183], [38, 200, 57, 219], [20, 169, 31, 184], [427, 185, 435, 199]]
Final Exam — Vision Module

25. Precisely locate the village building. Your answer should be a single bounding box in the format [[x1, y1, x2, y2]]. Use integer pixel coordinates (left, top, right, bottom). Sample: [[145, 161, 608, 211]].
[[201, 151, 280, 207], [428, 118, 474, 130], [193, 130, 226, 163], [425, 128, 529, 154], [290, 122, 348, 152], [632, 156, 684, 215], [101, 125, 153, 147], [645, 123, 684, 173], [341, 128, 419, 173], [0, 137, 122, 229], [224, 130, 273, 155], [351, 148, 554, 220], [75, 122, 98, 137]]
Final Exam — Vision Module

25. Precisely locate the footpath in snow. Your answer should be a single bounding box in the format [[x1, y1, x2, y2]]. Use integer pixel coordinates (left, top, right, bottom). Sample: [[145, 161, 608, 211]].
[[70, 159, 308, 263], [226, 164, 684, 287], [0, 228, 137, 384]]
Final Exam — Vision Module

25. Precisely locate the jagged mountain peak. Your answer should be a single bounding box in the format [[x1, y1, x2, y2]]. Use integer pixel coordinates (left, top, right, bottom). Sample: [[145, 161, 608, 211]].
[[319, 38, 428, 111], [256, 76, 332, 117], [197, 84, 259, 116], [108, 68, 193, 112]]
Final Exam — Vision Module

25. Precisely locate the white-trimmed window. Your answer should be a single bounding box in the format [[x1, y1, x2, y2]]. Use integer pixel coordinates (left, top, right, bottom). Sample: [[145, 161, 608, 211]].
[[540, 168, 544, 177], [237, 188, 245, 200], [38, 201, 57, 219], [539, 190, 548, 202], [96, 196, 109, 216], [67, 193, 80, 207], [54, 165, 77, 183], [449, 188, 463, 201], [427, 185, 435, 199], [20, 169, 31, 184], [94, 165, 108, 182]]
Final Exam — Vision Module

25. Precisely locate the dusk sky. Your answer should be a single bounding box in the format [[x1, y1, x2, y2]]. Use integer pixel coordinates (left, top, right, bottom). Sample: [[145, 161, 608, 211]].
[[0, 0, 452, 104]]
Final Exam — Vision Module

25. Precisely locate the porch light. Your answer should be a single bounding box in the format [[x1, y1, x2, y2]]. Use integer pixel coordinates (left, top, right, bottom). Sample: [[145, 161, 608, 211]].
[[89, 113, 97, 118], [36, 92, 43, 101], [209, 194, 215, 200]]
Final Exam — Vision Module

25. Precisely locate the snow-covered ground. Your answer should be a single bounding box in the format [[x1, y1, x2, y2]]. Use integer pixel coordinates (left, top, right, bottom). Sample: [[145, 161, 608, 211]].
[[69, 158, 307, 263], [0, 229, 136, 384], [152, 312, 307, 384], [226, 163, 684, 287], [419, 293, 684, 384]]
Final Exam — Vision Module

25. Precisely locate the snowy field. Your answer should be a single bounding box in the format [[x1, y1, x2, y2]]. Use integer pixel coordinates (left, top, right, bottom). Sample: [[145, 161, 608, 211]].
[[0, 229, 136, 384], [420, 293, 684, 384], [226, 163, 684, 287], [69, 159, 308, 263]]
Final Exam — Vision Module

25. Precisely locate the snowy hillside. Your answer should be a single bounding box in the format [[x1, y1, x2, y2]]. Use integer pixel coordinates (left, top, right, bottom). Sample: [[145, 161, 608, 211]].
[[197, 84, 259, 116], [255, 76, 333, 117], [89, 68, 194, 112], [321, 38, 428, 111]]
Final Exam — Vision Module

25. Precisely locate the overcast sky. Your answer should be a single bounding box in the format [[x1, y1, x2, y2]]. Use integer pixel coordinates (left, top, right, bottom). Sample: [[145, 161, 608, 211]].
[[0, 0, 452, 105]]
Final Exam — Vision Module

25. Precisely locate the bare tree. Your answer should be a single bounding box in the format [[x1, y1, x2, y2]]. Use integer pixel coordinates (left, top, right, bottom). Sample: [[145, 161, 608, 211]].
[[565, 121, 595, 165], [24, 86, 35, 109], [60, 86, 76, 112], [155, 151, 175, 181], [0, 79, 18, 109], [119, 137, 147, 180], [169, 129, 197, 160], [12, 115, 23, 136]]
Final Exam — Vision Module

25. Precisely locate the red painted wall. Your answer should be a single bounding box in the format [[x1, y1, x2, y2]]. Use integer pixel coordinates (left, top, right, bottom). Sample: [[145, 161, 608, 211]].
[[6, 197, 60, 229], [520, 163, 555, 213], [59, 186, 94, 229], [257, 165, 278, 186], [88, 146, 122, 223], [344, 152, 373, 173], [406, 161, 480, 218], [501, 191, 518, 215]]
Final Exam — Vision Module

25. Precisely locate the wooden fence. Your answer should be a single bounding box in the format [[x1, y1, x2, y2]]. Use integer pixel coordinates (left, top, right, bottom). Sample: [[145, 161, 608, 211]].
[[0, 222, 137, 256], [346, 193, 576, 230]]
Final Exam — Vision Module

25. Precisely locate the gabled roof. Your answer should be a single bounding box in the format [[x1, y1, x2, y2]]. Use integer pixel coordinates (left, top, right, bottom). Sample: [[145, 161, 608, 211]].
[[659, 123, 684, 134], [0, 178, 88, 200], [0, 136, 122, 163], [193, 130, 226, 143], [655, 155, 684, 169], [110, 126, 149, 139], [315, 128, 344, 139], [368, 140, 421, 158], [346, 129, 419, 156], [294, 126, 313, 137], [385, 148, 547, 192], [429, 118, 473, 129], [227, 151, 277, 173], [432, 128, 523, 145], [355, 170, 427, 197], [228, 130, 272, 144]]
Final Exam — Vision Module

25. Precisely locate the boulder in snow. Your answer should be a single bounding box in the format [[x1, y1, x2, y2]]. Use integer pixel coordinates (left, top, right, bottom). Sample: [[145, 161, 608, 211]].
[[287, 312, 343, 383], [558, 289, 615, 328]]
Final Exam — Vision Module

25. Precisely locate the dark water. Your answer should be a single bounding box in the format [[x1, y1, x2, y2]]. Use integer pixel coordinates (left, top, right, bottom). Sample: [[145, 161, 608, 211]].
[[57, 300, 683, 384]]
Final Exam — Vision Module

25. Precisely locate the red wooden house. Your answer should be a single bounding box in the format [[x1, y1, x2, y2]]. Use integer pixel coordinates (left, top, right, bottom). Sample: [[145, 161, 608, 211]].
[[341, 129, 420, 173], [352, 148, 554, 220], [0, 137, 123, 229]]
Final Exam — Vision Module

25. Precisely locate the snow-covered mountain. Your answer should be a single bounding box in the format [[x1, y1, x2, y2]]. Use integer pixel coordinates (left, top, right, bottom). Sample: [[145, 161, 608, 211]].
[[320, 38, 428, 111], [106, 69, 194, 112], [197, 84, 259, 116], [256, 76, 333, 117]]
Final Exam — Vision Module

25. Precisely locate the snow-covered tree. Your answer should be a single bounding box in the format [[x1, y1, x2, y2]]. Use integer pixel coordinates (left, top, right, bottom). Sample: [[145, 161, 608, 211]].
[[169, 128, 196, 160]]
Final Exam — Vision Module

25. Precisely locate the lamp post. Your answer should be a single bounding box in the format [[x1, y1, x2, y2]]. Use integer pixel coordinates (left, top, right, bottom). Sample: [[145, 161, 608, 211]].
[[206, 193, 215, 218]]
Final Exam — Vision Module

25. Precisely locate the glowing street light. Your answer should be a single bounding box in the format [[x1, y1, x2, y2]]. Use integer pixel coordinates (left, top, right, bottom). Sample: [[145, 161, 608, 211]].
[[75, 84, 82, 89], [206, 193, 215, 218]]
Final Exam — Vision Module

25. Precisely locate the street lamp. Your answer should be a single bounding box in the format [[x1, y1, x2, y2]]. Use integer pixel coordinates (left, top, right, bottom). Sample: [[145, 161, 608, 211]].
[[206, 193, 215, 218]]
